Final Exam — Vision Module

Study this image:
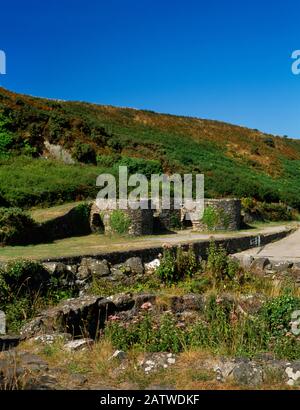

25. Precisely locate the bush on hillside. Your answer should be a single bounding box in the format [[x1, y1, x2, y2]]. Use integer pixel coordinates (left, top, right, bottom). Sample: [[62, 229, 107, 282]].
[[72, 142, 97, 164], [116, 156, 162, 178], [97, 153, 121, 167], [0, 207, 40, 245], [242, 198, 292, 222]]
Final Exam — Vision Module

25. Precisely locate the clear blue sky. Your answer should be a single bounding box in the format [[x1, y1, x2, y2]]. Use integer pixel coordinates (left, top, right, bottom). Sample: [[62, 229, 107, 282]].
[[0, 0, 299, 137]]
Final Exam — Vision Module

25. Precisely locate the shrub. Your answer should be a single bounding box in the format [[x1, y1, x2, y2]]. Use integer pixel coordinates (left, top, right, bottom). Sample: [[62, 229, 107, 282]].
[[105, 312, 186, 353], [263, 138, 275, 148], [107, 137, 124, 152], [41, 202, 92, 241], [206, 241, 228, 282], [156, 249, 178, 284], [206, 241, 246, 286], [169, 213, 182, 230], [242, 198, 292, 222], [156, 246, 199, 284], [201, 206, 230, 230], [116, 156, 162, 178], [0, 207, 40, 245], [258, 202, 292, 222], [0, 259, 76, 332], [72, 142, 97, 164], [110, 210, 131, 234], [0, 112, 15, 155], [259, 294, 300, 337], [0, 260, 50, 299], [97, 154, 121, 167]]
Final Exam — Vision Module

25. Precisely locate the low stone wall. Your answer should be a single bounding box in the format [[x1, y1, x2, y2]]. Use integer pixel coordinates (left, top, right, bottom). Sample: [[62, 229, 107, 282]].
[[40, 227, 294, 266]]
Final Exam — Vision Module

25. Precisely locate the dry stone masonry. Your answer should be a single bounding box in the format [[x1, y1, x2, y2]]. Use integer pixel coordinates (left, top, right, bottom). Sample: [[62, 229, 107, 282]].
[[90, 198, 242, 235], [184, 198, 241, 231]]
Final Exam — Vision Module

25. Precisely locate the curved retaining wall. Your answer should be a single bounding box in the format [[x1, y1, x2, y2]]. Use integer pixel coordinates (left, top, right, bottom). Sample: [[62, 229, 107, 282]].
[[91, 200, 153, 236], [191, 198, 241, 231]]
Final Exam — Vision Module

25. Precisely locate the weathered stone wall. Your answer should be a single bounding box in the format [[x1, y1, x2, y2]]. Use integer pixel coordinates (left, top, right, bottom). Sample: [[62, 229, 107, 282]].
[[40, 226, 294, 266], [90, 198, 241, 235], [184, 198, 241, 231], [91, 200, 153, 236], [153, 200, 182, 232]]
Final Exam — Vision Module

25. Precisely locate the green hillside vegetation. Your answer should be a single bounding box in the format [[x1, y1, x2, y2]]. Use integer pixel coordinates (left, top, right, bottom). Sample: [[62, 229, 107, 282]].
[[1, 87, 300, 209]]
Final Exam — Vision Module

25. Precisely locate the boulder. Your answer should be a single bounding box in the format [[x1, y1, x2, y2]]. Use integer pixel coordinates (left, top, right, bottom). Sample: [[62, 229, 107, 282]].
[[238, 294, 266, 315], [32, 333, 72, 345], [170, 294, 205, 313], [139, 353, 176, 374], [0, 351, 49, 389], [107, 293, 135, 311], [124, 257, 144, 275], [232, 361, 264, 386], [250, 257, 270, 274], [77, 258, 110, 280], [285, 361, 300, 386], [133, 294, 156, 311], [63, 338, 94, 352], [20, 295, 116, 339], [108, 350, 126, 361], [232, 254, 254, 269], [144, 259, 160, 273], [110, 268, 128, 282], [271, 261, 293, 273], [43, 262, 77, 287]]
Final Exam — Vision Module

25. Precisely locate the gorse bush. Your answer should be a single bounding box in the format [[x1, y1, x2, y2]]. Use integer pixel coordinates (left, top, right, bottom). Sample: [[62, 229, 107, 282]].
[[0, 111, 15, 156], [115, 156, 162, 178], [41, 202, 92, 241], [97, 153, 121, 168]]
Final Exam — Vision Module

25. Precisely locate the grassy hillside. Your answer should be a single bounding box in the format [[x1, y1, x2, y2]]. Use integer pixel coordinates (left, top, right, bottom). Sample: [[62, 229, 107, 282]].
[[1, 87, 300, 208]]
